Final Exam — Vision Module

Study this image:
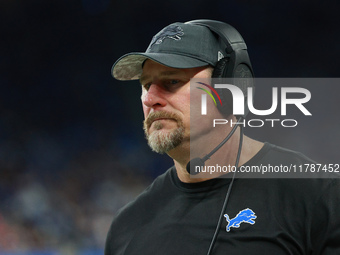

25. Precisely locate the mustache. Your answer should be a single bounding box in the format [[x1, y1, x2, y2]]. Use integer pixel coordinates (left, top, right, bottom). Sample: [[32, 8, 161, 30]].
[[144, 111, 182, 130]]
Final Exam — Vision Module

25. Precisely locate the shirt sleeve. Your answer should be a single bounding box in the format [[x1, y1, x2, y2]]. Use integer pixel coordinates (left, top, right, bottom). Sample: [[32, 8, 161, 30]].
[[309, 178, 340, 254]]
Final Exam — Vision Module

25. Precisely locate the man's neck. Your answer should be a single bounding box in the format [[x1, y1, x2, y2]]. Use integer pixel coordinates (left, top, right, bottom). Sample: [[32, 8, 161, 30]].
[[172, 134, 264, 183]]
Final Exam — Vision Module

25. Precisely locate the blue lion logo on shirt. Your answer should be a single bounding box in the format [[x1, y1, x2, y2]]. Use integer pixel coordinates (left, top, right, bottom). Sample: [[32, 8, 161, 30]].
[[224, 208, 257, 232]]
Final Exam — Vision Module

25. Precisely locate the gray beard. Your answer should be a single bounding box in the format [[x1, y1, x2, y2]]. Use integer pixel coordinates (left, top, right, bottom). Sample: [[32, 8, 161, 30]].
[[143, 111, 185, 154]]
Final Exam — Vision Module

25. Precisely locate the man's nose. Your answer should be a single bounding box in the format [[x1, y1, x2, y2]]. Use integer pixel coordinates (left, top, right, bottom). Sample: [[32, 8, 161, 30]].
[[142, 84, 167, 108]]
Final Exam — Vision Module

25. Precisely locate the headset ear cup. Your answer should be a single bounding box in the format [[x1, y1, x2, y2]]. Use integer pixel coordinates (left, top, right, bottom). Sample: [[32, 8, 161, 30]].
[[212, 58, 228, 78], [212, 58, 234, 117], [187, 20, 255, 119]]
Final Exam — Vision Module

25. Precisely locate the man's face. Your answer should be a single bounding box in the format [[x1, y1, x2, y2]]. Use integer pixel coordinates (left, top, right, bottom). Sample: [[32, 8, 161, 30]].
[[140, 60, 212, 154]]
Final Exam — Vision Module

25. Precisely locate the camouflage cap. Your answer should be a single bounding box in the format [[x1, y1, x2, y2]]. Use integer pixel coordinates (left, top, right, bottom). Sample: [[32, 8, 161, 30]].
[[112, 22, 225, 81]]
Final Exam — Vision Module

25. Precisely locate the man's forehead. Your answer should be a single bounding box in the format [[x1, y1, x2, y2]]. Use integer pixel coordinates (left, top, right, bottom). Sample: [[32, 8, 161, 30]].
[[140, 70, 185, 85], [139, 60, 212, 84], [140, 62, 186, 81]]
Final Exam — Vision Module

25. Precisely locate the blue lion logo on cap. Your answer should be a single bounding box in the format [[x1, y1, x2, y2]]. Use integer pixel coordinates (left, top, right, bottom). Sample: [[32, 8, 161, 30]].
[[149, 25, 184, 48]]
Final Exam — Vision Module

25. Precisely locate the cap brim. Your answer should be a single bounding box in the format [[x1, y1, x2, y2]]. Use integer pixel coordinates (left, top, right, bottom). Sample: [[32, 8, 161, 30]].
[[111, 52, 209, 81]]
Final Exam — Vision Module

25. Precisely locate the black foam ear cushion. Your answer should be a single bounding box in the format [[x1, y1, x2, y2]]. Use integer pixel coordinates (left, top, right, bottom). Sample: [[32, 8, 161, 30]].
[[211, 58, 233, 117], [211, 59, 254, 118], [212, 58, 229, 78]]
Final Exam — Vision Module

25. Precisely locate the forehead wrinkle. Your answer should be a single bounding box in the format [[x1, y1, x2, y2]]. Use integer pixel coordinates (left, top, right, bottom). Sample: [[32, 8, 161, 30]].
[[140, 70, 185, 84]]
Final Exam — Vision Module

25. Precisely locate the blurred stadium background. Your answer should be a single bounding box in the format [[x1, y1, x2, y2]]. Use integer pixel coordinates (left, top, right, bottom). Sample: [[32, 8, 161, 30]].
[[0, 0, 339, 254]]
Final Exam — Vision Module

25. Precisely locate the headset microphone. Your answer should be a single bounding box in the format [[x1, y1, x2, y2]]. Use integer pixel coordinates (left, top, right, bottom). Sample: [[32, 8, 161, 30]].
[[186, 118, 242, 175], [186, 157, 206, 175]]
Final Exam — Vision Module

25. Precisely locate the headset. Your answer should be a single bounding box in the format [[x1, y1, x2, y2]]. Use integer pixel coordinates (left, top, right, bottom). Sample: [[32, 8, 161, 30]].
[[184, 20, 255, 255], [186, 19, 255, 118]]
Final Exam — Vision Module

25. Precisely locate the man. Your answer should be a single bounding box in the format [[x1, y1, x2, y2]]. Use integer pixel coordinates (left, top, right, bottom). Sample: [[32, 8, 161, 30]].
[[105, 20, 340, 255]]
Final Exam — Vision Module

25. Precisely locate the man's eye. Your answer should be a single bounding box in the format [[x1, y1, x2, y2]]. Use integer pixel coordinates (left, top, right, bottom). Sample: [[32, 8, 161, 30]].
[[164, 80, 180, 87], [170, 80, 179, 85], [143, 83, 151, 90], [163, 80, 182, 91]]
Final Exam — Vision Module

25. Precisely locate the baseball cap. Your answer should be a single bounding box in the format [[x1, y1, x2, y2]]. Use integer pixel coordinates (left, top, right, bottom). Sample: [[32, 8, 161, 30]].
[[112, 22, 226, 81]]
